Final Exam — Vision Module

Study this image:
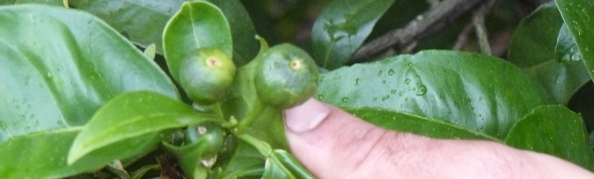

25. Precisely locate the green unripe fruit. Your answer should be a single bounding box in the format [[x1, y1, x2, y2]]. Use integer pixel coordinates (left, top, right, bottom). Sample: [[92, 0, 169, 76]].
[[179, 48, 236, 105], [185, 122, 226, 159], [254, 44, 319, 109]]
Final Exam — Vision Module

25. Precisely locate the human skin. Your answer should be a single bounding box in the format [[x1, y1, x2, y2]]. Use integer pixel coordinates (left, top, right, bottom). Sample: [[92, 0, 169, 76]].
[[283, 98, 594, 179]]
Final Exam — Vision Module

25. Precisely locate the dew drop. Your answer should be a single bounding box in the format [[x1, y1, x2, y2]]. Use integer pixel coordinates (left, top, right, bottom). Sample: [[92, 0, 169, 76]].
[[377, 70, 383, 76], [316, 94, 325, 100], [381, 95, 390, 101], [416, 85, 427, 96], [355, 78, 360, 85], [390, 89, 397, 94], [372, 97, 378, 101], [341, 97, 350, 102], [319, 76, 325, 82], [404, 79, 411, 84], [388, 69, 395, 76]]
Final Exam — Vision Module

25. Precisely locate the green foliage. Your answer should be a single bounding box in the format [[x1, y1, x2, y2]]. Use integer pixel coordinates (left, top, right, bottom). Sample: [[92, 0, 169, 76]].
[[1, 0, 594, 178], [163, 1, 233, 82], [0, 4, 177, 143], [505, 105, 594, 170], [311, 0, 395, 69], [317, 51, 555, 139]]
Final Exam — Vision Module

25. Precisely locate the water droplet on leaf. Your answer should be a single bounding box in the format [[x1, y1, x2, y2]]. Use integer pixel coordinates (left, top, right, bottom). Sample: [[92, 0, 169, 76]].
[[317, 94, 325, 100], [388, 69, 395, 76], [416, 85, 427, 96], [341, 97, 349, 102]]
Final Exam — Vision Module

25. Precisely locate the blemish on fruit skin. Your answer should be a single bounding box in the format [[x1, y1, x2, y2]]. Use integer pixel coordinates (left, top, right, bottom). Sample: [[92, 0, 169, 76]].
[[206, 57, 220, 68], [289, 59, 302, 71], [198, 126, 208, 135]]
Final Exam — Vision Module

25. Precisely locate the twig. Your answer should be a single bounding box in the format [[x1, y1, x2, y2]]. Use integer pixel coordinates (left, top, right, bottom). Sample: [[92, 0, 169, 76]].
[[452, 23, 474, 50], [472, 0, 495, 55], [349, 0, 484, 63]]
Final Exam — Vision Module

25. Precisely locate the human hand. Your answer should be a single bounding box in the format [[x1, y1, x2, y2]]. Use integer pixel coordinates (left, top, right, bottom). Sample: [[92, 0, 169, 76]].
[[283, 98, 594, 179]]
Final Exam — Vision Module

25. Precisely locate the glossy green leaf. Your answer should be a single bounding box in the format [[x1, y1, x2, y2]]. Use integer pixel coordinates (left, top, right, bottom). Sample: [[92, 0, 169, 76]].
[[0, 128, 160, 178], [206, 0, 259, 66], [68, 91, 219, 164], [163, 1, 233, 82], [507, 4, 588, 104], [347, 108, 497, 140], [311, 0, 395, 69], [524, 59, 589, 104], [0, 5, 177, 143], [508, 2, 563, 68], [262, 158, 294, 179], [222, 142, 266, 178], [555, 24, 583, 62], [68, 0, 188, 52], [505, 105, 594, 170], [522, 23, 590, 104], [163, 141, 210, 179], [237, 134, 302, 179], [271, 150, 316, 179], [317, 50, 555, 139], [556, 0, 594, 81]]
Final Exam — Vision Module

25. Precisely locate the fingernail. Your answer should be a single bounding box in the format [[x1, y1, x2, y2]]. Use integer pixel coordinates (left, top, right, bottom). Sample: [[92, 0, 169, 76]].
[[283, 98, 330, 133]]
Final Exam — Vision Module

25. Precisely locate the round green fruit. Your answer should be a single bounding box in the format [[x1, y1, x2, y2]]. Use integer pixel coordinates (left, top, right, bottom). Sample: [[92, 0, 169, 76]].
[[185, 122, 226, 158], [254, 44, 319, 109], [179, 48, 236, 105]]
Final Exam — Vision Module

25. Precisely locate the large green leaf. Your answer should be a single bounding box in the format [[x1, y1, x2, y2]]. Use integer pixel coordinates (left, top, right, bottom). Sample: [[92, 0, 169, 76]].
[[505, 105, 594, 171], [507, 4, 589, 104], [556, 0, 594, 81], [507, 2, 563, 68], [523, 23, 590, 104], [311, 0, 395, 69], [206, 0, 259, 66], [525, 24, 590, 104], [0, 128, 160, 178], [68, 91, 219, 164], [163, 1, 233, 82], [524, 60, 589, 104], [317, 50, 555, 139], [69, 0, 188, 52], [347, 108, 497, 140], [0, 5, 177, 143]]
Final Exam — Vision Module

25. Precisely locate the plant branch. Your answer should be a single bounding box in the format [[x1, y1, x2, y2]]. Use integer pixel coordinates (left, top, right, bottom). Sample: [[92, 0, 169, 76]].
[[349, 0, 484, 63], [472, 0, 496, 55]]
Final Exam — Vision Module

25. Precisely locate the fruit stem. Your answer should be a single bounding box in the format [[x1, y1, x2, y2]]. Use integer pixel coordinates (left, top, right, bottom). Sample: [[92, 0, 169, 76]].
[[234, 102, 266, 134]]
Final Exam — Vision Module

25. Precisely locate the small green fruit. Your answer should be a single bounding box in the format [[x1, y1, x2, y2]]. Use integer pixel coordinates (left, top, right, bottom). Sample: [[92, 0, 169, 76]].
[[185, 122, 226, 159], [254, 44, 319, 109], [179, 48, 236, 105]]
